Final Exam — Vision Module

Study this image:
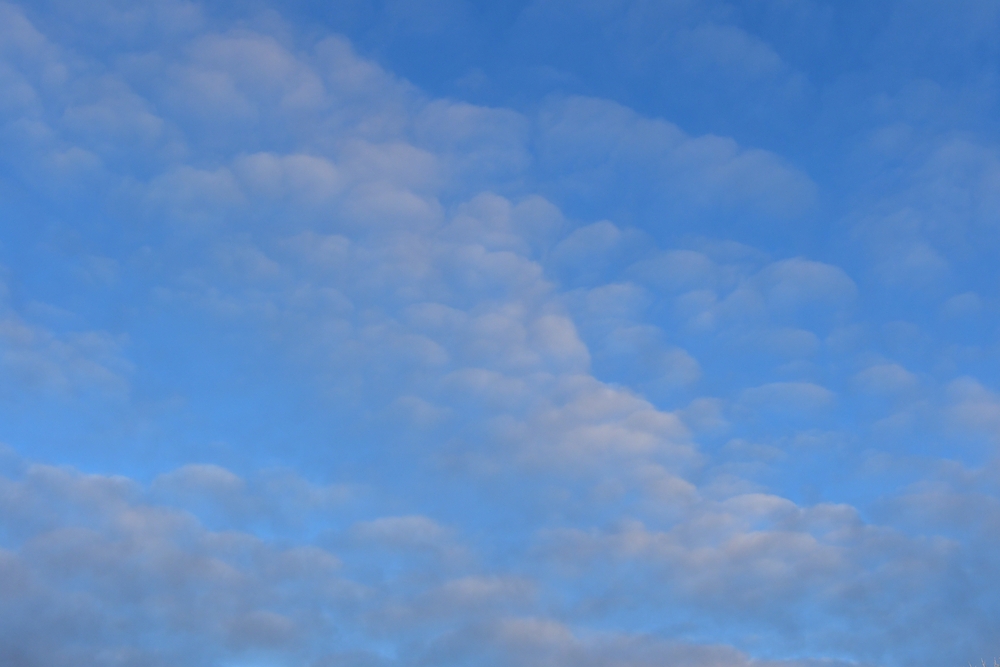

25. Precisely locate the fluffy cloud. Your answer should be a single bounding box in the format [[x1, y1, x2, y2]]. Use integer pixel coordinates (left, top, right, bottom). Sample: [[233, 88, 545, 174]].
[[6, 451, 997, 667], [0, 462, 356, 666], [1, 457, 914, 667]]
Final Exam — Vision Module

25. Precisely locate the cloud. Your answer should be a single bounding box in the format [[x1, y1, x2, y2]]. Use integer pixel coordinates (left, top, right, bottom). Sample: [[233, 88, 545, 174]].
[[510, 376, 694, 465], [853, 363, 919, 396], [675, 23, 787, 79], [0, 461, 360, 666], [532, 483, 1000, 663], [350, 515, 453, 550], [1, 449, 996, 667], [941, 291, 982, 318], [754, 258, 857, 314], [150, 464, 352, 532], [598, 324, 702, 389], [849, 136, 1000, 294], [4, 456, 891, 667], [446, 192, 566, 255], [739, 382, 835, 416], [549, 221, 649, 287], [627, 249, 727, 293], [414, 100, 531, 187], [945, 377, 1000, 442], [421, 616, 840, 667], [0, 276, 132, 400], [536, 96, 817, 225]]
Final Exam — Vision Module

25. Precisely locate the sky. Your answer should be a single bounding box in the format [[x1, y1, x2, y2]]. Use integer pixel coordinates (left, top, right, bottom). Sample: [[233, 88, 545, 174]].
[[1, 0, 1000, 665]]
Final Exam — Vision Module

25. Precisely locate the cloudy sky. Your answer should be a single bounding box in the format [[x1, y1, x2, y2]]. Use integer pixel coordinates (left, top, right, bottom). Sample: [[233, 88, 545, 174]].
[[2, 0, 1000, 665]]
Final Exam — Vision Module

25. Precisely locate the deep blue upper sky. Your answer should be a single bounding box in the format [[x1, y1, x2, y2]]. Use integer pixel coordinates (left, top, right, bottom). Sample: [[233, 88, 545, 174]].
[[2, 1, 1000, 666]]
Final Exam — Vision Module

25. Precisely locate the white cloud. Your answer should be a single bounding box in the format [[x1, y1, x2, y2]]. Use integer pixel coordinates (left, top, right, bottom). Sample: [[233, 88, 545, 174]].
[[446, 193, 566, 255], [602, 325, 702, 387], [150, 464, 351, 531], [754, 258, 857, 314], [741, 327, 820, 359], [945, 377, 1000, 440], [849, 135, 1000, 292], [146, 165, 245, 227], [414, 615, 864, 667], [537, 96, 817, 220], [853, 363, 919, 396], [351, 515, 453, 549], [941, 291, 982, 318], [414, 100, 531, 185], [627, 249, 726, 292], [0, 277, 132, 400], [0, 462, 360, 665], [675, 23, 787, 78], [232, 152, 344, 205], [549, 221, 646, 286], [492, 374, 696, 468], [739, 382, 835, 415], [875, 239, 950, 287], [167, 32, 325, 119]]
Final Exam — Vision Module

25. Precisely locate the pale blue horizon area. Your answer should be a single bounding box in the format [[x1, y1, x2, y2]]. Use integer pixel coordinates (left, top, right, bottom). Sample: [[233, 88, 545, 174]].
[[1, 1, 1000, 666]]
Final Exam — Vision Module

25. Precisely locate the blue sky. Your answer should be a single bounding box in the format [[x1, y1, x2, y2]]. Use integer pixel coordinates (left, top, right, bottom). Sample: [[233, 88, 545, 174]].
[[2, 1, 1000, 665]]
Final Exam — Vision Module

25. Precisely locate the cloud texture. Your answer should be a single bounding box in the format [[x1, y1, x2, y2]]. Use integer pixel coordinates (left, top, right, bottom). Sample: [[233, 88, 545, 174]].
[[2, 0, 1000, 665]]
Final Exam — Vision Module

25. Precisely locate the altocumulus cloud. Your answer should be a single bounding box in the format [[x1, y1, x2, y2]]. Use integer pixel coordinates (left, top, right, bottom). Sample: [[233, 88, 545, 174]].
[[2, 1, 1000, 666]]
